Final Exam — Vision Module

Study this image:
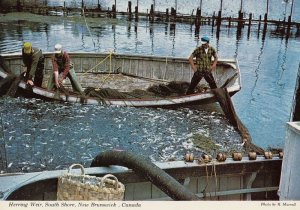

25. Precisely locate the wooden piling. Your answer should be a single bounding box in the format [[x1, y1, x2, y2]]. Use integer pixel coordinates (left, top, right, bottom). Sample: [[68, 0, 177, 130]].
[[287, 15, 292, 32], [166, 8, 169, 21], [249, 13, 252, 26], [135, 3, 138, 21], [195, 8, 201, 30], [212, 11, 215, 27], [247, 14, 252, 39], [264, 13, 268, 22], [217, 10, 222, 26], [171, 7, 176, 17], [258, 15, 261, 31], [265, 0, 269, 22], [97, 0, 101, 10], [150, 4, 154, 22], [195, 8, 201, 28], [81, 0, 84, 16], [128, 1, 132, 14], [112, 4, 116, 18]]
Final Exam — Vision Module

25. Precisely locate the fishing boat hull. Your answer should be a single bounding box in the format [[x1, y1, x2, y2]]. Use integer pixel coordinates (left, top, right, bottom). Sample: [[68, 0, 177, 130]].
[[0, 53, 241, 107], [0, 157, 281, 201]]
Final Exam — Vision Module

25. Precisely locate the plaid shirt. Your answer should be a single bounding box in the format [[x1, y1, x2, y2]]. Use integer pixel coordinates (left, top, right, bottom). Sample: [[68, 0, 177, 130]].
[[192, 45, 217, 72]]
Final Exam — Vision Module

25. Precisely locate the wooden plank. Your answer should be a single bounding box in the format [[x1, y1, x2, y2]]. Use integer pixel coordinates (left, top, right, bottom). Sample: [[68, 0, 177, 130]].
[[131, 182, 152, 200], [151, 184, 168, 199], [226, 175, 242, 200], [184, 177, 198, 194]]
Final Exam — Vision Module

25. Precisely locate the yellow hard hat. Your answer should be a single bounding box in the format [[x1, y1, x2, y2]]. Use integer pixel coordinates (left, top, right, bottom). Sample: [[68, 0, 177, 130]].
[[23, 42, 32, 54]]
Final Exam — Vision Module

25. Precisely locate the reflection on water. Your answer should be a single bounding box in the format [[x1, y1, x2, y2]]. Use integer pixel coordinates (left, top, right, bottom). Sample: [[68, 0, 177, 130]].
[[0, 5, 300, 172]]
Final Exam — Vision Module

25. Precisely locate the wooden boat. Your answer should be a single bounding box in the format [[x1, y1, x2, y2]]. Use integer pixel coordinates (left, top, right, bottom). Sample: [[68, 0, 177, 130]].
[[0, 52, 241, 107], [0, 152, 281, 201]]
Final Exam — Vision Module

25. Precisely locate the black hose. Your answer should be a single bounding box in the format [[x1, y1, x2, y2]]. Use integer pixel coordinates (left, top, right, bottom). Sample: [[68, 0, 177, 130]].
[[90, 150, 200, 201]]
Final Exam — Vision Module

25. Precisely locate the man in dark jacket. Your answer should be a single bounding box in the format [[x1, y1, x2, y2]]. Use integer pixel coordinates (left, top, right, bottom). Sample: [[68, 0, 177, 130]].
[[186, 36, 218, 95], [22, 42, 44, 87], [47, 44, 83, 93]]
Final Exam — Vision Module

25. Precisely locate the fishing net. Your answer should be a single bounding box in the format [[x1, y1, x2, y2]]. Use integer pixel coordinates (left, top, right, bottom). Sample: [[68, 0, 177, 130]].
[[212, 88, 265, 154], [83, 81, 208, 99]]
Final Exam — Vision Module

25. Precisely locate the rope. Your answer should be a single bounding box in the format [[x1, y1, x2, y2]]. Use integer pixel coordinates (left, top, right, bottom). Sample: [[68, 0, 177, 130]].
[[96, 51, 114, 90], [82, 52, 114, 75], [212, 160, 218, 197], [198, 157, 218, 199], [81, 8, 96, 47], [80, 51, 115, 91]]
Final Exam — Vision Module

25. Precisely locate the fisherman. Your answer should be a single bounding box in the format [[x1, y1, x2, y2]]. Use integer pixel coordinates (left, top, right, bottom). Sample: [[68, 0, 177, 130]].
[[47, 44, 83, 93], [186, 36, 218, 95], [22, 42, 45, 87]]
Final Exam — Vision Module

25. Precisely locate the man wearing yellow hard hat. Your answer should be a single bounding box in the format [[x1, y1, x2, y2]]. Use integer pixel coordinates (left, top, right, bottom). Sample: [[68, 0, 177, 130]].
[[22, 42, 44, 87]]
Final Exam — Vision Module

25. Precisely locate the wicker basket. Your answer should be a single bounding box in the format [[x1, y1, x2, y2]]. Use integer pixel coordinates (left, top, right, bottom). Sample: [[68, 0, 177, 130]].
[[57, 164, 125, 201]]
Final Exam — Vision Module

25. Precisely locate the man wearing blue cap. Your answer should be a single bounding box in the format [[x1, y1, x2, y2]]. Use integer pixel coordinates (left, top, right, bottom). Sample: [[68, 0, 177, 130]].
[[186, 36, 218, 95]]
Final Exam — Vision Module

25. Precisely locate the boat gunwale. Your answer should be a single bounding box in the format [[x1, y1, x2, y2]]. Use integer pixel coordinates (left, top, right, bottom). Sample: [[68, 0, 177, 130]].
[[0, 52, 241, 106]]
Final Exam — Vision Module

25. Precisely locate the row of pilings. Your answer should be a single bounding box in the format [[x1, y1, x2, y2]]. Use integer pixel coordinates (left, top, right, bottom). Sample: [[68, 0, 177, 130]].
[[1, 0, 299, 34]]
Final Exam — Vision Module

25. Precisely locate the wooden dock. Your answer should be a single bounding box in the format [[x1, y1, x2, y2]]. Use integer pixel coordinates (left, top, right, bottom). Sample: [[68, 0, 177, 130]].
[[1, 0, 299, 32]]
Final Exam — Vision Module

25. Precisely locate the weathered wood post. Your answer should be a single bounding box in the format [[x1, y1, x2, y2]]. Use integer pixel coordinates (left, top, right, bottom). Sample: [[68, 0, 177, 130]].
[[150, 4, 154, 22], [249, 13, 252, 26], [62, 1, 66, 16], [128, 1, 132, 14], [238, 10, 243, 21], [264, 0, 269, 22], [200, 0, 203, 24], [112, 0, 116, 18], [171, 7, 176, 18], [166, 8, 169, 21], [212, 11, 216, 27], [258, 15, 261, 31], [128, 1, 132, 20], [287, 0, 294, 32], [97, 0, 101, 10], [135, 0, 139, 21], [195, 8, 201, 29], [81, 0, 84, 16], [247, 13, 252, 39], [217, 0, 223, 26]]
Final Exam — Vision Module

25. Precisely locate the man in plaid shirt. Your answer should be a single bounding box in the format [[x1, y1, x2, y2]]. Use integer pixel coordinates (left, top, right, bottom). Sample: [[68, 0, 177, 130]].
[[186, 36, 218, 95]]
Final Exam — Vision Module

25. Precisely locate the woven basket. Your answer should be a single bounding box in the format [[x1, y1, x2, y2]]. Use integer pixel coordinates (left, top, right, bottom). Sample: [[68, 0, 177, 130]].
[[57, 164, 125, 201]]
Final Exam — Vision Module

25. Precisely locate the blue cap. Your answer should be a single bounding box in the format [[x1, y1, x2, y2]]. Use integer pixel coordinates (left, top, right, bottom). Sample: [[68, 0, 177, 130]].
[[201, 36, 210, 43]]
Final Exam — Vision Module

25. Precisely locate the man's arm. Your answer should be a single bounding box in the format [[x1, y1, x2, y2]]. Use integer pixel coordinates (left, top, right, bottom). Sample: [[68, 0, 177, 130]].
[[54, 71, 60, 88], [189, 54, 197, 72], [211, 51, 218, 70], [52, 56, 60, 88], [61, 52, 71, 80]]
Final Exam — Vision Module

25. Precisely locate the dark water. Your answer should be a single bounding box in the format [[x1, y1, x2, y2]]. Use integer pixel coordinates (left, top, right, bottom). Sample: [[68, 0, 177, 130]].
[[0, 0, 300, 172]]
